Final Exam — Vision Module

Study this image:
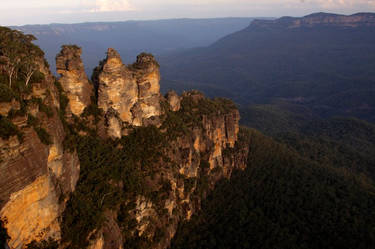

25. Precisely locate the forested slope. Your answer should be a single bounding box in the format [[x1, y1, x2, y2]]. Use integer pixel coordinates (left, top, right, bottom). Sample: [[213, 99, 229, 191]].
[[170, 128, 375, 249]]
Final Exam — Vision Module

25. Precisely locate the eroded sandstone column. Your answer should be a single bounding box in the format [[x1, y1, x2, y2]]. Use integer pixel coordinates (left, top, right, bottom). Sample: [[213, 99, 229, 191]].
[[131, 53, 162, 126], [95, 48, 162, 137], [97, 48, 138, 124], [56, 45, 93, 116]]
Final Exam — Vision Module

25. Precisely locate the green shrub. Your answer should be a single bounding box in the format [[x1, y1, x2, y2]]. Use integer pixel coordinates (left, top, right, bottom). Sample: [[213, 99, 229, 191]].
[[25, 239, 58, 249], [0, 84, 15, 102], [34, 127, 52, 145], [27, 114, 39, 127], [0, 115, 23, 141], [39, 103, 53, 118], [7, 108, 26, 119], [29, 71, 45, 84], [0, 218, 9, 249]]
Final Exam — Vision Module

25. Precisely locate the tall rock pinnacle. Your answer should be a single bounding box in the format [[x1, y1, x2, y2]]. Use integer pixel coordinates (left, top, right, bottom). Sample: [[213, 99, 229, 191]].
[[95, 48, 162, 137], [56, 45, 93, 116], [97, 48, 138, 124]]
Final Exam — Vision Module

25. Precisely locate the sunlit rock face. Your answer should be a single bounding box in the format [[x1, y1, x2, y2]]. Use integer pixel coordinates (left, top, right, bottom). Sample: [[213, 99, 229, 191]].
[[94, 48, 162, 137], [97, 48, 138, 125], [0, 55, 80, 249], [56, 45, 93, 116], [86, 90, 247, 249], [165, 91, 181, 112], [0, 176, 60, 249], [0, 40, 246, 249]]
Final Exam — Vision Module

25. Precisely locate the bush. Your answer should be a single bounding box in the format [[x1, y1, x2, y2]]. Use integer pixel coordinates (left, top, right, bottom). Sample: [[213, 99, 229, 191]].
[[29, 71, 45, 84], [0, 84, 15, 102], [26, 239, 58, 249], [0, 219, 9, 249], [39, 103, 53, 118], [27, 114, 39, 127], [34, 127, 52, 145], [0, 115, 23, 141]]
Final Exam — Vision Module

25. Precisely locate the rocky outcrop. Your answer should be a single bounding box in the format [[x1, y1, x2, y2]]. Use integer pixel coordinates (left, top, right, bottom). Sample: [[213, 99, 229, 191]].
[[165, 91, 181, 112], [1, 39, 247, 249], [251, 12, 375, 29], [94, 48, 162, 137], [85, 90, 246, 249], [0, 54, 80, 248], [56, 45, 93, 116]]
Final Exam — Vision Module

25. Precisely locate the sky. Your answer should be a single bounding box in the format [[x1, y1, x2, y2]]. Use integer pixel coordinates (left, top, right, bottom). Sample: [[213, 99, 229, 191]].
[[1, 0, 375, 26]]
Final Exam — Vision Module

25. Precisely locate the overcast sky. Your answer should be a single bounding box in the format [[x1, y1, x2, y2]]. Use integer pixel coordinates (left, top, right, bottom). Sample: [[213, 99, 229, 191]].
[[1, 0, 375, 26]]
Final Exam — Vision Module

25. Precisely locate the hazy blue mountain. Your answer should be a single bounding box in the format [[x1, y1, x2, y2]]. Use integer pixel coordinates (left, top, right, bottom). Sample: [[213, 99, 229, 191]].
[[13, 18, 259, 75], [160, 13, 375, 122]]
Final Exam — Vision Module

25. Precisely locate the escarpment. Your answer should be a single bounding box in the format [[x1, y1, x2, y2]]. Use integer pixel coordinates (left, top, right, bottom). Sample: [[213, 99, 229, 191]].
[[250, 12, 375, 29], [1, 31, 248, 249], [58, 89, 247, 249], [0, 29, 80, 249]]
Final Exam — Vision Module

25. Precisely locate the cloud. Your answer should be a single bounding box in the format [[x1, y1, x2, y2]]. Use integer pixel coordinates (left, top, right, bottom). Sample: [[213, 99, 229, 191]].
[[90, 0, 135, 12]]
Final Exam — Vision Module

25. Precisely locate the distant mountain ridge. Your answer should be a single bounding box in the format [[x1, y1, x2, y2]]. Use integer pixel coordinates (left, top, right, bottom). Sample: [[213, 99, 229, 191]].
[[11, 18, 259, 75], [160, 12, 375, 122], [250, 12, 375, 29]]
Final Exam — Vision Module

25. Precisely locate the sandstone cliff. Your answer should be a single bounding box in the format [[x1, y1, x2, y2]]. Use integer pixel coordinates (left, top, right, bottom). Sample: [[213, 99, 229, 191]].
[[56, 45, 93, 117], [0, 49, 80, 248], [1, 33, 248, 249], [56, 87, 247, 249]]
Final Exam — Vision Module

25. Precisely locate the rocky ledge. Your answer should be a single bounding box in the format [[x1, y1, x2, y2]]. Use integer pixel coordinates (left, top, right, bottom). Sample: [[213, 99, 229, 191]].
[[1, 41, 248, 249]]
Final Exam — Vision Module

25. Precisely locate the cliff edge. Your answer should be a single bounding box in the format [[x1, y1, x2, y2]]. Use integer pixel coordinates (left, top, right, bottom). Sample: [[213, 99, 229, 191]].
[[0, 28, 248, 249], [250, 12, 375, 29]]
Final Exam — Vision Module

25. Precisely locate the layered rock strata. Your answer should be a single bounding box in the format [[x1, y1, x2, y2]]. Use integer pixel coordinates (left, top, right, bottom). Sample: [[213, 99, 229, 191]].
[[0, 58, 80, 249], [56, 45, 93, 116], [1, 43, 248, 249], [85, 91, 246, 249], [94, 48, 162, 137]]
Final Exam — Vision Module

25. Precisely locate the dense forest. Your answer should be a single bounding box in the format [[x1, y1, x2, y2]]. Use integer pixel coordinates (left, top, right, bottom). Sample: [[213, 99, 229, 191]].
[[240, 104, 375, 180], [2, 16, 375, 249], [170, 128, 375, 249], [0, 26, 50, 145], [160, 13, 375, 123], [160, 16, 375, 248], [170, 103, 375, 248]]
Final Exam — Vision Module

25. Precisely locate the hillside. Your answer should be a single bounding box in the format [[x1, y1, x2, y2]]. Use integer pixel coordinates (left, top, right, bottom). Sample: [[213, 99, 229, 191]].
[[13, 18, 256, 75], [241, 104, 375, 180], [1, 20, 375, 249], [160, 13, 375, 122], [170, 128, 375, 249], [0, 27, 247, 249]]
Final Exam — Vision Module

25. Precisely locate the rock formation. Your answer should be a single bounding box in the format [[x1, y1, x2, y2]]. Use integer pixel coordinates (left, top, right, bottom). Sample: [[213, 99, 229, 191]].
[[165, 91, 181, 112], [0, 35, 248, 249], [56, 45, 93, 116], [80, 90, 246, 249], [0, 53, 80, 249], [94, 49, 162, 137]]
